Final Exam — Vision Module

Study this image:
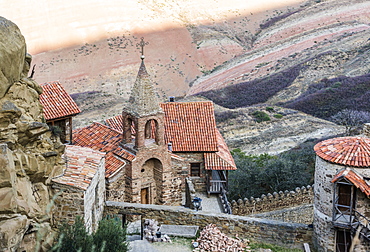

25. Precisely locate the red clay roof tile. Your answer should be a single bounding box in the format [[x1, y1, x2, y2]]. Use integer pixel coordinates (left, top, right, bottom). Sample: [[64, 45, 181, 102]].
[[332, 168, 370, 197], [204, 130, 236, 170], [52, 145, 104, 190], [160, 101, 218, 152], [39, 81, 81, 120], [314, 137, 370, 167], [73, 122, 135, 178]]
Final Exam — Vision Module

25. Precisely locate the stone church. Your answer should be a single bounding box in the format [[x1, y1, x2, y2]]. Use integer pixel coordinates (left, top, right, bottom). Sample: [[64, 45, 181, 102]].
[[73, 53, 236, 206]]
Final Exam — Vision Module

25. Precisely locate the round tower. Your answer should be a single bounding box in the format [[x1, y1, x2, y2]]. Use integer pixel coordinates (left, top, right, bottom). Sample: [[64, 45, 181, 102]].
[[313, 137, 370, 251]]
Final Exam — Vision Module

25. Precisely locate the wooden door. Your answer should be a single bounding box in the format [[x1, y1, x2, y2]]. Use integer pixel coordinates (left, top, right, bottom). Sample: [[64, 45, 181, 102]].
[[336, 229, 351, 252], [141, 188, 149, 204]]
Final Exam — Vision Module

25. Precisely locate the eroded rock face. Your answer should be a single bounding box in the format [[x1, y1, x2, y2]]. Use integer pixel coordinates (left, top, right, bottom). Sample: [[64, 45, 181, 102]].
[[0, 16, 65, 251]]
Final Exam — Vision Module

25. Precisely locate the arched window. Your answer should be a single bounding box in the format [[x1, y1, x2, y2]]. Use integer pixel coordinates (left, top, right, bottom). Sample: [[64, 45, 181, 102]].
[[144, 119, 158, 145], [123, 117, 135, 143]]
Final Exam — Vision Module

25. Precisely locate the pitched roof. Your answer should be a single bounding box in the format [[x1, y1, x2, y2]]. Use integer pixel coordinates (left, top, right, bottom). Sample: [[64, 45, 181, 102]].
[[332, 168, 370, 197], [39, 81, 81, 120], [314, 137, 370, 167], [204, 130, 237, 170], [73, 122, 135, 178], [105, 115, 123, 133], [161, 101, 218, 152], [52, 145, 104, 191]]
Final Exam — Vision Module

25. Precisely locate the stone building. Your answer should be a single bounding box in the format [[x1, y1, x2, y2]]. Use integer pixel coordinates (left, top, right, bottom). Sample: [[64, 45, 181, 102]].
[[313, 136, 370, 252], [39, 81, 81, 143], [73, 55, 236, 206], [52, 145, 106, 233]]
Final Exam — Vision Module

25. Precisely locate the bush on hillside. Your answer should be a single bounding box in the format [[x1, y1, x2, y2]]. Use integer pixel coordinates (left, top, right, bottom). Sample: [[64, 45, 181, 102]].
[[198, 64, 304, 109], [283, 74, 370, 120], [252, 111, 271, 122], [330, 109, 370, 135]]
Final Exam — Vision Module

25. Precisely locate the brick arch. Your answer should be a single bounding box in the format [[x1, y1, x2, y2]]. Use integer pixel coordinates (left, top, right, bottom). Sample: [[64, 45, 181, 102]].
[[141, 158, 163, 204], [144, 119, 158, 144], [122, 113, 136, 144]]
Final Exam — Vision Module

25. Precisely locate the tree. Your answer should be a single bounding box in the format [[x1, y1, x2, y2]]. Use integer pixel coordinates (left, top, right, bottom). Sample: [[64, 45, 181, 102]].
[[229, 142, 316, 201], [330, 109, 370, 135]]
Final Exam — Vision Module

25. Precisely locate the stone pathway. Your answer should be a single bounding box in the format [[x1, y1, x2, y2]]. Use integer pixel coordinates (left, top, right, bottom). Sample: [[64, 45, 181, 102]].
[[129, 239, 160, 252], [194, 192, 223, 213]]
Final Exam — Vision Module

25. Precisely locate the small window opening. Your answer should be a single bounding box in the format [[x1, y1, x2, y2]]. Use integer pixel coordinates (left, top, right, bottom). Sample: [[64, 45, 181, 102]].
[[190, 163, 201, 177]]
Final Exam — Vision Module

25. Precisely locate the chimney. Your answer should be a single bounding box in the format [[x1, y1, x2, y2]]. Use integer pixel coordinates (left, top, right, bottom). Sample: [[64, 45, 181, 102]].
[[169, 96, 175, 102]]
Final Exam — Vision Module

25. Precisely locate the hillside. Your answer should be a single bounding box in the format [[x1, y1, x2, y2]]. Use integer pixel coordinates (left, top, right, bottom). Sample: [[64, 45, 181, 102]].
[[3, 0, 366, 154]]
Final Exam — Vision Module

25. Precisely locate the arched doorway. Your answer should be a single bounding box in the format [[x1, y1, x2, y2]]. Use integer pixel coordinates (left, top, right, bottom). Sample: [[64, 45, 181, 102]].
[[140, 158, 163, 204]]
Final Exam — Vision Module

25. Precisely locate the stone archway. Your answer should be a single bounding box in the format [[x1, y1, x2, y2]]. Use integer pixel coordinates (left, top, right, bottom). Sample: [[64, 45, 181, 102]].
[[140, 158, 163, 204]]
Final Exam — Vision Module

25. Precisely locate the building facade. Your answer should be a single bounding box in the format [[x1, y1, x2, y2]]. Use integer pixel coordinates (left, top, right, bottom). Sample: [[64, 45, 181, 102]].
[[52, 145, 106, 233], [313, 136, 370, 252], [73, 56, 236, 206]]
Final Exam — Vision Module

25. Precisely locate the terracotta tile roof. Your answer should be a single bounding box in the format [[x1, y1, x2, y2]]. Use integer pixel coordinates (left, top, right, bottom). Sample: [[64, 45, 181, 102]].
[[39, 81, 81, 120], [105, 115, 123, 133], [204, 130, 237, 170], [73, 122, 135, 178], [52, 145, 104, 191], [105, 152, 127, 178], [73, 122, 122, 152], [161, 101, 218, 152], [332, 168, 370, 197], [314, 137, 370, 167]]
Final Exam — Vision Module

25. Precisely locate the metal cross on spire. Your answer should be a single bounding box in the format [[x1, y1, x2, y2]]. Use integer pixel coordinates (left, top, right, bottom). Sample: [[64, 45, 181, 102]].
[[137, 37, 149, 60]]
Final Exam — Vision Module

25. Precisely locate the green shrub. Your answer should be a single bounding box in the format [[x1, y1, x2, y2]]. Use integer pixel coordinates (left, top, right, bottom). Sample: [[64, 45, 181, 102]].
[[93, 216, 128, 252], [252, 111, 270, 122], [273, 113, 283, 119], [265, 106, 275, 112], [51, 216, 128, 252], [51, 216, 93, 252]]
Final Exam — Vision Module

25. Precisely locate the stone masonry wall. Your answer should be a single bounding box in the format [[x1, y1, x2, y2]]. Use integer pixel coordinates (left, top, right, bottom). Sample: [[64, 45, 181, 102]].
[[83, 157, 105, 233], [174, 152, 206, 192], [105, 201, 313, 249], [231, 185, 313, 216], [251, 204, 313, 225], [51, 184, 85, 226], [313, 156, 370, 252]]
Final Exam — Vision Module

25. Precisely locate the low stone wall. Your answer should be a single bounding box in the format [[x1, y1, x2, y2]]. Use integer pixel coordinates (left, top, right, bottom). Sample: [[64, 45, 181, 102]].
[[231, 185, 313, 216], [105, 201, 313, 249], [251, 204, 313, 225]]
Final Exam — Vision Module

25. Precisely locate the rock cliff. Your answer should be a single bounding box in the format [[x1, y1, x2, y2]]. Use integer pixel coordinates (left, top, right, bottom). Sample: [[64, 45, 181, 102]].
[[0, 17, 64, 251]]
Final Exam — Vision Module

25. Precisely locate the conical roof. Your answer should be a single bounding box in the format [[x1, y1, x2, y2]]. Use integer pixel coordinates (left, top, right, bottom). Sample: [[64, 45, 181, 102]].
[[124, 58, 162, 117], [314, 137, 370, 167]]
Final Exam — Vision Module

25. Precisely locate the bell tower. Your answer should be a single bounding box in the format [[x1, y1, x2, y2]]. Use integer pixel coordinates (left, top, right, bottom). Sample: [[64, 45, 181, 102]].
[[120, 38, 177, 205], [121, 38, 165, 151]]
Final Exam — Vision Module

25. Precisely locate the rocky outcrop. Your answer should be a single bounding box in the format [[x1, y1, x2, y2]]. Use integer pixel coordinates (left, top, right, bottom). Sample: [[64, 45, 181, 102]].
[[0, 16, 64, 251]]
